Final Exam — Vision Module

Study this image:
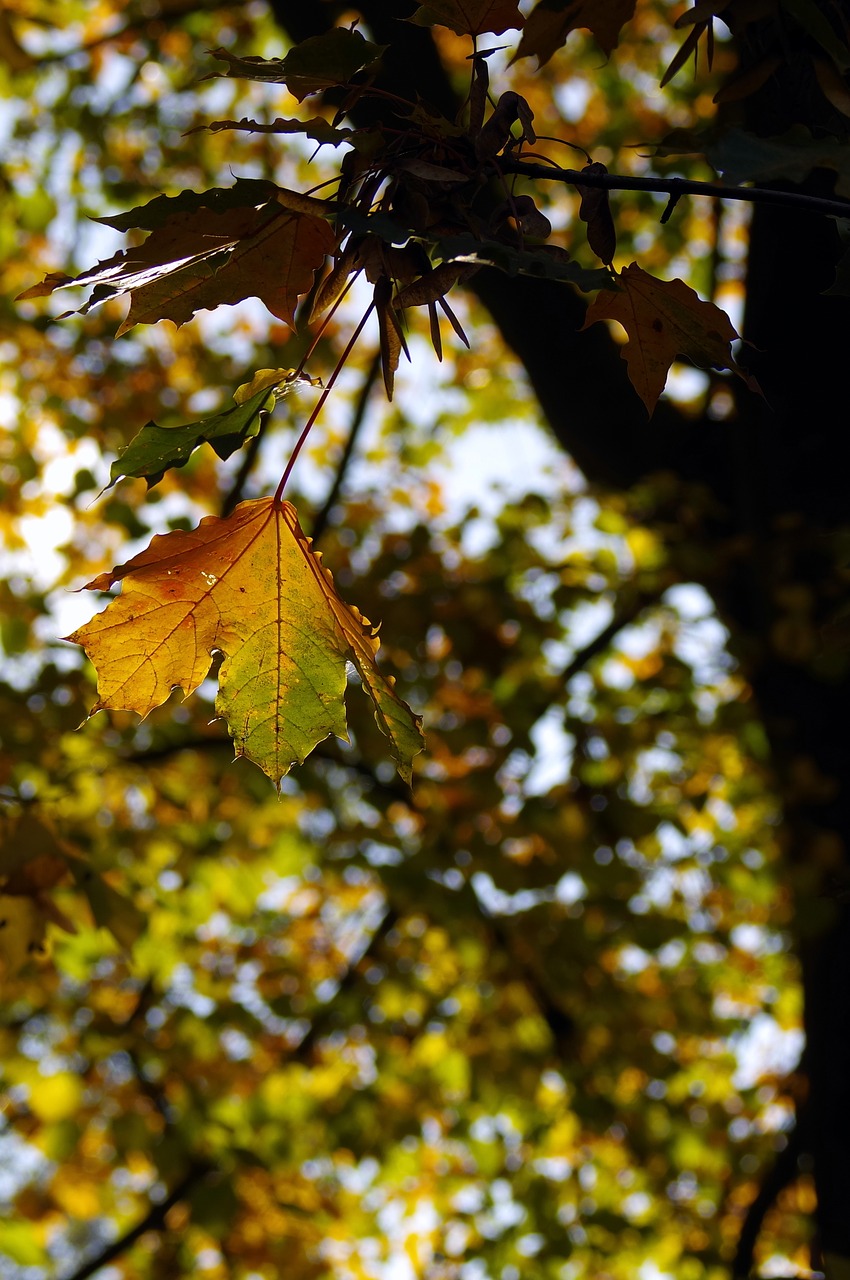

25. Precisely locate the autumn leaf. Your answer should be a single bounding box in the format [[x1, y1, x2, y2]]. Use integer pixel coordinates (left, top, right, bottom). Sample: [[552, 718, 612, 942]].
[[192, 116, 354, 147], [430, 233, 615, 291], [69, 499, 425, 786], [582, 262, 751, 413], [410, 0, 523, 37], [513, 0, 636, 64], [207, 29, 386, 101], [109, 388, 273, 490], [19, 181, 335, 335]]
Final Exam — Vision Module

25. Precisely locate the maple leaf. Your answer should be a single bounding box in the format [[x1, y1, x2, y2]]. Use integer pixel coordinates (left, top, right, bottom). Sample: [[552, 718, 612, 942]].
[[19, 182, 334, 335], [207, 29, 386, 101], [193, 116, 354, 147], [513, 0, 636, 64], [410, 0, 523, 38], [109, 388, 273, 490], [68, 500, 425, 786], [582, 262, 752, 413]]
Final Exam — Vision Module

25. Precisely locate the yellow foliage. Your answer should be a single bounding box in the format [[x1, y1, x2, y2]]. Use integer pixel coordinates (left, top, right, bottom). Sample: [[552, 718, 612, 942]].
[[27, 1072, 83, 1123]]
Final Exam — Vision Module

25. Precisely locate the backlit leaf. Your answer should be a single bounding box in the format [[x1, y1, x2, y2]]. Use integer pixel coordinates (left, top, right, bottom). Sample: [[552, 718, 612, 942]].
[[582, 262, 749, 413], [207, 30, 386, 102], [190, 116, 353, 147], [409, 0, 523, 37], [69, 500, 424, 786], [109, 389, 273, 490], [20, 183, 335, 335], [0, 895, 47, 979], [513, 0, 636, 64], [233, 369, 322, 405]]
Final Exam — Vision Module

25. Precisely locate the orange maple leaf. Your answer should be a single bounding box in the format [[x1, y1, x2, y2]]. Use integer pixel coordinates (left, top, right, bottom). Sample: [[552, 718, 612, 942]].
[[583, 262, 752, 413], [19, 186, 334, 334], [68, 500, 424, 786]]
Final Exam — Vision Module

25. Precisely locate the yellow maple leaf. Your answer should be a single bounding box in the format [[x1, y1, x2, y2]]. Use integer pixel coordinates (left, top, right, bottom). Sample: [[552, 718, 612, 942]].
[[68, 499, 424, 786], [583, 262, 754, 413]]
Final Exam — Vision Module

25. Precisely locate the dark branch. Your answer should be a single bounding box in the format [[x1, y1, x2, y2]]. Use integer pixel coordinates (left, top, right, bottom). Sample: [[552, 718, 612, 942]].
[[60, 1161, 212, 1280], [731, 1113, 809, 1279], [502, 159, 850, 220], [557, 592, 658, 686], [311, 351, 380, 545], [221, 423, 266, 517]]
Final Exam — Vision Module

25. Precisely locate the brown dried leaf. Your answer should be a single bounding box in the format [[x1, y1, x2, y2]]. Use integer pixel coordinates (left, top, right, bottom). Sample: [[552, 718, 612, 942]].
[[576, 163, 616, 264], [582, 263, 750, 413], [513, 0, 636, 65]]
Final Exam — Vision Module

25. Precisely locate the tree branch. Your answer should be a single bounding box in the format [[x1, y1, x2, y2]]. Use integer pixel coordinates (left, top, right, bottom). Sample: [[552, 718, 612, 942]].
[[557, 591, 658, 686], [502, 159, 850, 220], [221, 424, 266, 517], [311, 351, 380, 545], [731, 1113, 808, 1279], [59, 907, 396, 1280], [60, 1161, 212, 1280]]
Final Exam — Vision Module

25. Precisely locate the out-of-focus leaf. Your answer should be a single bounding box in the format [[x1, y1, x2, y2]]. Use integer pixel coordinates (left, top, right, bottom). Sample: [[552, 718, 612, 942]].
[[0, 895, 47, 978], [0, 1222, 49, 1267], [69, 500, 424, 786], [68, 862, 145, 950]]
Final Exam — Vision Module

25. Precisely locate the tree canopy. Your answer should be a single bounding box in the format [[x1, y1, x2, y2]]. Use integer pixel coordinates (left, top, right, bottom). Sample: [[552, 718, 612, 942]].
[[2, 2, 850, 1278]]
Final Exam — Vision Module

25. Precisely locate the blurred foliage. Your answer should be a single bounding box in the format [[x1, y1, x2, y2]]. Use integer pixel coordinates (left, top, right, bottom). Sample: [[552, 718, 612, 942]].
[[0, 2, 822, 1279]]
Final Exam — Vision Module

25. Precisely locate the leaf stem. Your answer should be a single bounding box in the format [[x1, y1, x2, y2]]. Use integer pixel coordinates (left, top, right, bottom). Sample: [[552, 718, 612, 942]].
[[275, 302, 375, 503], [294, 270, 360, 380]]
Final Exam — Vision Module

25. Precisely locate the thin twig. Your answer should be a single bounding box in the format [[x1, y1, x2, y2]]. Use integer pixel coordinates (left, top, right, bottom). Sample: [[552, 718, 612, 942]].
[[60, 1162, 212, 1280], [59, 907, 396, 1280], [221, 425, 265, 516], [275, 304, 375, 502], [731, 1112, 808, 1279], [311, 350, 381, 544], [558, 591, 656, 686], [501, 159, 850, 219]]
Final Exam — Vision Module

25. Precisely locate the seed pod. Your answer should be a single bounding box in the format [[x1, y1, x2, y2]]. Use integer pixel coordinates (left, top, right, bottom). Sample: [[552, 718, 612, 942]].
[[309, 241, 359, 321], [475, 91, 535, 161], [394, 262, 473, 309], [576, 163, 616, 265]]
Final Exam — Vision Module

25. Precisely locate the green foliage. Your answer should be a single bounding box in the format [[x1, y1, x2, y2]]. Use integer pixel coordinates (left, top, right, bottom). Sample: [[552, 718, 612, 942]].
[[3, 1, 847, 1278]]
